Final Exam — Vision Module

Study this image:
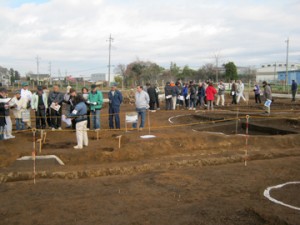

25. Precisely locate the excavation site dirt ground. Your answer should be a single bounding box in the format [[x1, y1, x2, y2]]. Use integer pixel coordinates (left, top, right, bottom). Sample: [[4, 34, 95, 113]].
[[0, 96, 300, 225]]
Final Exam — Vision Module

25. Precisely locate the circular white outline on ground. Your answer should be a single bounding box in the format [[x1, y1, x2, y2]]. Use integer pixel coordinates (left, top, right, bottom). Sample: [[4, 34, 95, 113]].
[[168, 114, 193, 124], [263, 181, 300, 211]]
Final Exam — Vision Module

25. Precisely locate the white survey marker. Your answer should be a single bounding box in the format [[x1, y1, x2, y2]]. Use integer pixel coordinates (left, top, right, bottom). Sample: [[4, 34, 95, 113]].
[[17, 155, 65, 166], [263, 181, 300, 211], [140, 135, 156, 139]]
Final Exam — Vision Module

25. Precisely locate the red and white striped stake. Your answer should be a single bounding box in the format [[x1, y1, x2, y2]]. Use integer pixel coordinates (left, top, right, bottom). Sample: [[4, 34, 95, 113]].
[[245, 115, 250, 166], [32, 129, 36, 184]]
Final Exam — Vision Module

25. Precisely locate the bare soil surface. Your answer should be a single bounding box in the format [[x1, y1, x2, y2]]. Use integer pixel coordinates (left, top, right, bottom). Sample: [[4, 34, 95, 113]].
[[0, 96, 300, 225]]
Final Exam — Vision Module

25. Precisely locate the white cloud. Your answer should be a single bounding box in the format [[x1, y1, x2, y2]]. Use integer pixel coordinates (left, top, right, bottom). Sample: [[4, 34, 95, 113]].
[[0, 0, 299, 76]]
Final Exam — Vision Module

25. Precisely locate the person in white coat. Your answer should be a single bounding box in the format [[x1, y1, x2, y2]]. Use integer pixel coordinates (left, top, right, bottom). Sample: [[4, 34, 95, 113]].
[[0, 88, 15, 139], [236, 80, 246, 103], [20, 82, 32, 128], [31, 86, 48, 129], [11, 90, 28, 130]]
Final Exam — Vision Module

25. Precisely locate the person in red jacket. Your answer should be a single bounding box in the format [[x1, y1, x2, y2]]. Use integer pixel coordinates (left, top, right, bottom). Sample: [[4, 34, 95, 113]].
[[205, 82, 217, 110]]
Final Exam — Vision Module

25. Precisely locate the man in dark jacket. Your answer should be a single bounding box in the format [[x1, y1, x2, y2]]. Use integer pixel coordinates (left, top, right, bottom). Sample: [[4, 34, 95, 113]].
[[189, 81, 196, 110], [197, 83, 206, 108], [48, 85, 64, 130], [164, 82, 172, 110], [231, 80, 237, 105], [108, 84, 123, 129], [147, 84, 157, 111], [291, 80, 298, 102], [0, 88, 8, 140]]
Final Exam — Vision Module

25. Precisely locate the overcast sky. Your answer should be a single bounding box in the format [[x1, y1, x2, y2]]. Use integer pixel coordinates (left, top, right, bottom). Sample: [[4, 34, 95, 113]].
[[0, 0, 299, 77]]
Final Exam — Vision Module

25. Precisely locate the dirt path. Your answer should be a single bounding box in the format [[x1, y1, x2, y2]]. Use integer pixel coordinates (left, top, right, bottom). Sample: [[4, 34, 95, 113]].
[[1, 157, 299, 225]]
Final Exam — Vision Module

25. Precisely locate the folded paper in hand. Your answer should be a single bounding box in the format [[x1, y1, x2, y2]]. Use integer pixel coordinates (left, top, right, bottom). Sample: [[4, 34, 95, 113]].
[[50, 102, 61, 111], [62, 115, 72, 126], [264, 99, 272, 108]]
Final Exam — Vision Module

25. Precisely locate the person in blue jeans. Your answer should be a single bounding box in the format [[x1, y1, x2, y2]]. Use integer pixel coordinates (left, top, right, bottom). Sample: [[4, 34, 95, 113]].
[[108, 84, 123, 129], [88, 84, 103, 130], [133, 86, 149, 130]]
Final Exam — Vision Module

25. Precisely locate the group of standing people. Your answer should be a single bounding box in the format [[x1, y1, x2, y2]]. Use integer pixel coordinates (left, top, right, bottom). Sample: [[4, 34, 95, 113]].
[[1, 79, 297, 142], [162, 80, 224, 111], [0, 82, 34, 140], [63, 83, 123, 149], [230, 80, 247, 105], [0, 83, 124, 148]]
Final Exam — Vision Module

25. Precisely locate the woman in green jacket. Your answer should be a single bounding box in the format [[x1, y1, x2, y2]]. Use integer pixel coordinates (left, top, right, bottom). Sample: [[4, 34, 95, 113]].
[[87, 84, 103, 130]]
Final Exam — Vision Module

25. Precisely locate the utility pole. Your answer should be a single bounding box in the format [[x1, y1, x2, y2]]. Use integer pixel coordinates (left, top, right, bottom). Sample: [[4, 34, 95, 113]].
[[214, 52, 221, 83], [36, 55, 40, 85], [48, 61, 52, 75], [48, 61, 52, 86], [273, 62, 277, 84], [285, 38, 289, 91], [107, 34, 114, 85]]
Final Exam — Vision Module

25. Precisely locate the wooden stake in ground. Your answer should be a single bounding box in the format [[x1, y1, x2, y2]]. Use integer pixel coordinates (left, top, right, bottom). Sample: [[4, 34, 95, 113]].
[[32, 128, 37, 184], [43, 131, 47, 144], [147, 109, 151, 135], [116, 135, 122, 149], [235, 107, 239, 134], [245, 115, 250, 166]]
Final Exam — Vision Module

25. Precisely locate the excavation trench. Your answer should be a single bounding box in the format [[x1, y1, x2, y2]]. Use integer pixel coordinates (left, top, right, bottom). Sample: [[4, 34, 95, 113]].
[[171, 113, 300, 136]]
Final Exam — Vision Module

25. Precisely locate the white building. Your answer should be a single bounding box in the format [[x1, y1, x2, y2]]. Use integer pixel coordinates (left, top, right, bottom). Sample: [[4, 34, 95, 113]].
[[90, 73, 106, 82], [256, 63, 300, 83]]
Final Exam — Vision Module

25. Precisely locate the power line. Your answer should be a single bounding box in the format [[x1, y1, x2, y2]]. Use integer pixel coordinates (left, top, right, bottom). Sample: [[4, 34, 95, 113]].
[[68, 66, 107, 74]]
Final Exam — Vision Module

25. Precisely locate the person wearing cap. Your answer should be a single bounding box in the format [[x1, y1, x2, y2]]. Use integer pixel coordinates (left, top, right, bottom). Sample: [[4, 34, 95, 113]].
[[87, 84, 103, 130], [11, 90, 27, 130], [108, 84, 123, 129], [20, 82, 32, 129], [262, 81, 272, 114], [31, 86, 48, 130], [291, 80, 298, 102], [48, 85, 64, 130]]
